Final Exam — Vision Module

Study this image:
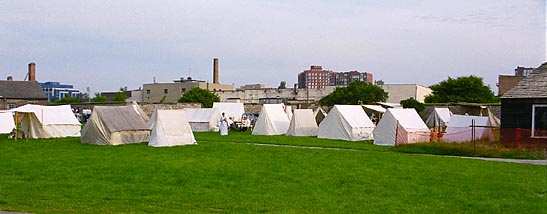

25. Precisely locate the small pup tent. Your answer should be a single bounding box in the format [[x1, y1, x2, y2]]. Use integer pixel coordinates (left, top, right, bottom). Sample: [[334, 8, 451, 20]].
[[213, 102, 245, 122], [10, 104, 81, 138], [317, 105, 375, 141], [0, 111, 15, 134], [287, 109, 318, 136], [184, 108, 220, 132], [374, 108, 430, 146], [81, 106, 150, 145], [313, 107, 327, 125], [442, 115, 494, 143], [425, 107, 452, 128], [148, 109, 196, 147], [252, 104, 290, 135]]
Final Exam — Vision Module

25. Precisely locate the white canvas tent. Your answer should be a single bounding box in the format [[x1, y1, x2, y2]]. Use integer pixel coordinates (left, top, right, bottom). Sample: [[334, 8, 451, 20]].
[[252, 104, 290, 135], [287, 109, 318, 136], [148, 109, 196, 147], [213, 102, 245, 122], [374, 108, 430, 146], [285, 105, 293, 120], [377, 102, 403, 109], [313, 107, 327, 125], [184, 108, 220, 132], [362, 105, 386, 123], [10, 104, 81, 138], [425, 107, 452, 128], [0, 111, 15, 134], [442, 115, 494, 143], [81, 106, 150, 145], [130, 101, 150, 123], [362, 105, 387, 114], [317, 105, 375, 141]]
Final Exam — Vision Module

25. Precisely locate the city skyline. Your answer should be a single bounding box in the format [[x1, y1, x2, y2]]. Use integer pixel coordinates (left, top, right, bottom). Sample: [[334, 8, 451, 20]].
[[0, 0, 545, 95]]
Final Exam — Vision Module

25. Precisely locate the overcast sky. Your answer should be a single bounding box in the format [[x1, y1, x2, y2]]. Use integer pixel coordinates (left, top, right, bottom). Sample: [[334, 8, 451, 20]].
[[0, 0, 545, 95]]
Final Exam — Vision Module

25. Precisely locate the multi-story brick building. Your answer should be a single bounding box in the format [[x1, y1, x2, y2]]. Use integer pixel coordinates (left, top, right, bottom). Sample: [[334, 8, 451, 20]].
[[498, 66, 536, 95], [297, 65, 373, 89]]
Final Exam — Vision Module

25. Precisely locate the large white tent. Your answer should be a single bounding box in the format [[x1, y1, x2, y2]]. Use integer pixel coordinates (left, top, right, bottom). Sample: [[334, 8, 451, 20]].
[[10, 104, 81, 138], [313, 107, 327, 125], [317, 105, 375, 141], [148, 109, 196, 147], [252, 104, 290, 135], [213, 102, 245, 122], [425, 107, 452, 128], [0, 111, 15, 134], [374, 108, 430, 146], [287, 109, 318, 136], [184, 108, 220, 132], [442, 115, 494, 143], [81, 106, 150, 145]]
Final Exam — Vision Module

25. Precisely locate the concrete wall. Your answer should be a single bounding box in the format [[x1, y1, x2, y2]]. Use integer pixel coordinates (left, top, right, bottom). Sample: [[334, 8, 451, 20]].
[[379, 84, 432, 103], [216, 86, 336, 104]]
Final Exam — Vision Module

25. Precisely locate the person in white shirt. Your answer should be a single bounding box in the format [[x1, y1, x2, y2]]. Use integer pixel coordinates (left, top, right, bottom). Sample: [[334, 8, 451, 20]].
[[241, 115, 251, 131], [219, 112, 229, 136]]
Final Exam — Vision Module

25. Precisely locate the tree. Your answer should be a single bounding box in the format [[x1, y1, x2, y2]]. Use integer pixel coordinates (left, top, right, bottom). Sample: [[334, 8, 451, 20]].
[[424, 75, 496, 103], [278, 81, 287, 89], [319, 81, 388, 106], [56, 96, 79, 104], [178, 87, 220, 108], [91, 93, 107, 103], [113, 91, 127, 102], [75, 93, 90, 103], [400, 97, 425, 113]]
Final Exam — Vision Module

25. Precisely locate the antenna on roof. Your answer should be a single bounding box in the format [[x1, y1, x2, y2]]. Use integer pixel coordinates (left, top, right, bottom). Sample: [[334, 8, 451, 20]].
[[189, 65, 192, 78]]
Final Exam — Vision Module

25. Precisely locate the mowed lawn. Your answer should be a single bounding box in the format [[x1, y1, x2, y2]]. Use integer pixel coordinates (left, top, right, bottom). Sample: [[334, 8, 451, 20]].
[[0, 133, 545, 213]]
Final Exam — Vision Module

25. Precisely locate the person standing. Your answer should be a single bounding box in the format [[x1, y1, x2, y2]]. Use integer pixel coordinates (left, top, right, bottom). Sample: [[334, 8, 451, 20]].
[[220, 112, 229, 136]]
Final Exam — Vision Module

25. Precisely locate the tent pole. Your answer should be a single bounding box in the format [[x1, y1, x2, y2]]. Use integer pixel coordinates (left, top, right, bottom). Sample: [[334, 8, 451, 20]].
[[472, 119, 476, 156], [14, 111, 17, 142], [395, 120, 399, 146]]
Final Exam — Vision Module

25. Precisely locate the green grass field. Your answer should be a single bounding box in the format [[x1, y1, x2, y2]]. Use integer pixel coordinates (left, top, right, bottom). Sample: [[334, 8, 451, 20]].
[[0, 133, 545, 213]]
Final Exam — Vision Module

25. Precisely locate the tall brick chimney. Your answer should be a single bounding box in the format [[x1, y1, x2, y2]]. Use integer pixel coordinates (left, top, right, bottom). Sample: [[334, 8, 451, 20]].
[[28, 62, 36, 81], [213, 58, 219, 84], [7, 76, 13, 81]]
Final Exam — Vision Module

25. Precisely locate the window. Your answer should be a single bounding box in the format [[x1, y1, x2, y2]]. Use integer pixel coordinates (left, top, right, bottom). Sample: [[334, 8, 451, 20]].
[[164, 89, 168, 94], [146, 89, 150, 94], [7, 104, 16, 109], [532, 105, 547, 138]]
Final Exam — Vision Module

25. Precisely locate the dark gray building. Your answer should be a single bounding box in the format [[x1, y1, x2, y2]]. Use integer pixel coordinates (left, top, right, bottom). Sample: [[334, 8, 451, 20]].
[[500, 63, 547, 148]]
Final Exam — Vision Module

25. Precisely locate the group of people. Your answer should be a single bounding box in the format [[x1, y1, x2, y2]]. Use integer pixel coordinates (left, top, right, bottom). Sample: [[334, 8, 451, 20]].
[[220, 112, 251, 136], [72, 107, 92, 122]]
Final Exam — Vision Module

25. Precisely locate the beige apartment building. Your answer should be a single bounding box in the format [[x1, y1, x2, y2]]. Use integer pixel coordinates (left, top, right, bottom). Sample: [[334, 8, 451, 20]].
[[379, 84, 432, 103], [142, 79, 234, 103]]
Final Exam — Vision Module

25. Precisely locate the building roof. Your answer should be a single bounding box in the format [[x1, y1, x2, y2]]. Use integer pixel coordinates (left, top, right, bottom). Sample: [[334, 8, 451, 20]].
[[502, 69, 547, 99], [0, 81, 48, 100]]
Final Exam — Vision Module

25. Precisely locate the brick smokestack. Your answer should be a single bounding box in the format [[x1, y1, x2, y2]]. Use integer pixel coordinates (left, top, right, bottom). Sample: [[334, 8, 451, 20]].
[[213, 58, 219, 84], [7, 76, 13, 81], [28, 62, 36, 81]]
